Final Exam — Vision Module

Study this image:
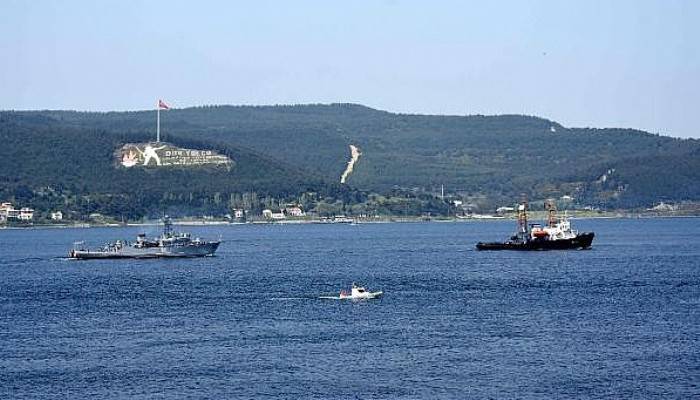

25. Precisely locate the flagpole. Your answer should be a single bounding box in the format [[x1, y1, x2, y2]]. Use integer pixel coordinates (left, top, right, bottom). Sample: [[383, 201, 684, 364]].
[[156, 103, 160, 142]]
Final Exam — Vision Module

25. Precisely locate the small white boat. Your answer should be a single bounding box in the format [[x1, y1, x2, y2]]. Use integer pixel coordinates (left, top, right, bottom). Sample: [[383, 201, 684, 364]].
[[338, 283, 383, 300]]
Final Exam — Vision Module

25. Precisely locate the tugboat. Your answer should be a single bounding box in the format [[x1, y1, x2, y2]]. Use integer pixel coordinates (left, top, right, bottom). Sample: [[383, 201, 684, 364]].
[[476, 200, 594, 251], [68, 217, 221, 259]]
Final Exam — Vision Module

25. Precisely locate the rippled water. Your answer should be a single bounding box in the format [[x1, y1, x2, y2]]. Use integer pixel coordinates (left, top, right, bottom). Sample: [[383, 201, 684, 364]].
[[1, 218, 699, 399]]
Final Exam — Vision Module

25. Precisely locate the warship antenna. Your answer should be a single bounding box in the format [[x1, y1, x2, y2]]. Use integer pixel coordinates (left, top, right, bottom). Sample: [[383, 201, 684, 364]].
[[163, 214, 173, 236]]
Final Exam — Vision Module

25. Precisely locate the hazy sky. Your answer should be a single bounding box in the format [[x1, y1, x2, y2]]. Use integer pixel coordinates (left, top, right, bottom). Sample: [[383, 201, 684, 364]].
[[2, 0, 698, 137]]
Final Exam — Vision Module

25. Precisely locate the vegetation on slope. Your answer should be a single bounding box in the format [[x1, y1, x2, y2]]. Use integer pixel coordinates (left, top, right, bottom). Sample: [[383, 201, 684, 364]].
[[2, 104, 698, 220]]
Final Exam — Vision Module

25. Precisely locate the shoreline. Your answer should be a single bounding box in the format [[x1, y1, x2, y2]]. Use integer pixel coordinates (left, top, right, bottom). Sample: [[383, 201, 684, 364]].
[[1, 213, 698, 230]]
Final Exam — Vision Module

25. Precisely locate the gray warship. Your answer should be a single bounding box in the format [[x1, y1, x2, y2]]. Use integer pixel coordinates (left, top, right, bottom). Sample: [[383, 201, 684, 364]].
[[68, 217, 220, 259]]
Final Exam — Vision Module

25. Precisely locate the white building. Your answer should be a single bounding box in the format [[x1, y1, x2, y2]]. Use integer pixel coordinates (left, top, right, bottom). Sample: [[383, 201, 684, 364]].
[[50, 211, 63, 221], [496, 206, 515, 214], [285, 206, 305, 217], [0, 202, 14, 218], [19, 208, 34, 220], [0, 203, 34, 221], [648, 202, 678, 212], [270, 211, 286, 220], [561, 195, 574, 202], [263, 209, 286, 220]]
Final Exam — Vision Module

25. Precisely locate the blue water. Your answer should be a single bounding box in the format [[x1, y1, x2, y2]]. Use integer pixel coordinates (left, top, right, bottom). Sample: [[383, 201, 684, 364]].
[[1, 218, 699, 399]]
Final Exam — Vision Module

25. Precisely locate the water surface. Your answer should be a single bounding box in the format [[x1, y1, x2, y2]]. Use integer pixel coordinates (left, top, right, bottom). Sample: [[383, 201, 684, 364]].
[[1, 218, 698, 398]]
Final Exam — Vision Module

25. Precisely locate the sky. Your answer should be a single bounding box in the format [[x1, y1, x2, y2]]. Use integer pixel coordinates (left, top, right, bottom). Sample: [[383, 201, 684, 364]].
[[1, 0, 699, 138]]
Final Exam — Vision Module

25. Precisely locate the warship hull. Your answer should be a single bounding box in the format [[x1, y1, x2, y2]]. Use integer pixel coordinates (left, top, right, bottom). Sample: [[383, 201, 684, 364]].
[[69, 242, 220, 259], [476, 232, 594, 251]]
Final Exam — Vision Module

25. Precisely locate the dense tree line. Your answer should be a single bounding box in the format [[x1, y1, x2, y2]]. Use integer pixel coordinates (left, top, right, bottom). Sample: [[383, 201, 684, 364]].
[[1, 104, 698, 219], [0, 113, 354, 220]]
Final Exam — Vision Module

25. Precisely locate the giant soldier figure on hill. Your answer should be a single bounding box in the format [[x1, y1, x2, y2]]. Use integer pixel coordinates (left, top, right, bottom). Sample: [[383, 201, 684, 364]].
[[136, 144, 166, 166]]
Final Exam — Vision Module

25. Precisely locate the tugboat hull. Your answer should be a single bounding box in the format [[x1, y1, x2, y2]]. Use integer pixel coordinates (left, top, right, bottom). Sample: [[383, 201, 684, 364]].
[[476, 232, 594, 251]]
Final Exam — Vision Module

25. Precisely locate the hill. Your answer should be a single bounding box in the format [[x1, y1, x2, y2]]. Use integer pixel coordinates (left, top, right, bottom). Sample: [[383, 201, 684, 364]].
[[2, 104, 699, 218], [0, 112, 356, 220]]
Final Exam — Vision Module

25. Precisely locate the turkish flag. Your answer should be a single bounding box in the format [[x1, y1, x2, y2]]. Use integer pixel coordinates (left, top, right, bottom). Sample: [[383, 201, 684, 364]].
[[158, 99, 170, 109]]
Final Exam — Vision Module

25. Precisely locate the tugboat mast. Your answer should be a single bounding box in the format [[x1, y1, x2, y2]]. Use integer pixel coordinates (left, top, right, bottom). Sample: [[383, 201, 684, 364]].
[[545, 199, 558, 228], [516, 198, 529, 242]]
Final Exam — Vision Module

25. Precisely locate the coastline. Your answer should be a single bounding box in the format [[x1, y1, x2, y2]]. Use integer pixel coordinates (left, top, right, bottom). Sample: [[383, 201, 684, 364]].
[[1, 213, 698, 230]]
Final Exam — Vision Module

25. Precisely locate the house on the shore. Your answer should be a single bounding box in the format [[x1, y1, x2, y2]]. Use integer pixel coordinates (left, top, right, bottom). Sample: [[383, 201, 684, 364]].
[[0, 202, 34, 222], [262, 209, 286, 220], [496, 206, 515, 214], [284, 205, 305, 217], [647, 202, 678, 212]]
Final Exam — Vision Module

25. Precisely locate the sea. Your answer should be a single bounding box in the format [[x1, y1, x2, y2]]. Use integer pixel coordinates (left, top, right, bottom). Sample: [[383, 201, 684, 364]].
[[1, 218, 698, 399]]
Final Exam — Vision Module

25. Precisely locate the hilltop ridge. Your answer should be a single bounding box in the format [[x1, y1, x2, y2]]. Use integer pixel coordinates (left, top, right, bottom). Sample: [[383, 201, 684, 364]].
[[1, 104, 698, 220]]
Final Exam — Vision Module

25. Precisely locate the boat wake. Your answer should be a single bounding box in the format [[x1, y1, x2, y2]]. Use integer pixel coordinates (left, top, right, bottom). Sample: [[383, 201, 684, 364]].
[[269, 295, 380, 301], [5, 256, 46, 264], [268, 296, 313, 301]]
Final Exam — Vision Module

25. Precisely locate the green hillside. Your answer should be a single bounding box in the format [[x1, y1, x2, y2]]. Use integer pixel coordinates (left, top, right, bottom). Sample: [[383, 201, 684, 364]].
[[2, 104, 699, 219], [0, 112, 354, 220]]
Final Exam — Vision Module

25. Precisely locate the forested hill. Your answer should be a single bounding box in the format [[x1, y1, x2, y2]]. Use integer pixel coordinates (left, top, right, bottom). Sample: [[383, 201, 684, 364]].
[[2, 104, 699, 216], [0, 112, 357, 220]]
